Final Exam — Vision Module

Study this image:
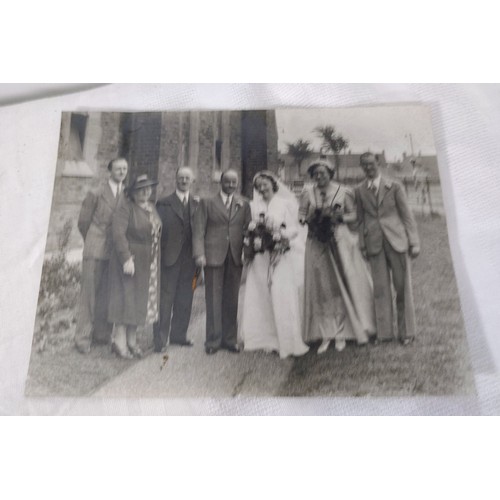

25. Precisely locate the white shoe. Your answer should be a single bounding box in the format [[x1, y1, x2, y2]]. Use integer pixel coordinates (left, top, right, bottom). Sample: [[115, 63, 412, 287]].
[[317, 340, 330, 355], [335, 338, 346, 352]]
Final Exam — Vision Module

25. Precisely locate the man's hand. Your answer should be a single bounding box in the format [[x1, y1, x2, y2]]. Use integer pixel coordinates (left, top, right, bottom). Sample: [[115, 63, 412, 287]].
[[299, 218, 306, 226], [195, 255, 206, 268], [123, 257, 135, 276], [409, 246, 420, 259]]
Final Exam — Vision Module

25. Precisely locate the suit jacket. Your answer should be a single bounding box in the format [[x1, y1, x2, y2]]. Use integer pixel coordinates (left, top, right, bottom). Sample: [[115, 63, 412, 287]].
[[193, 193, 251, 267], [355, 177, 419, 256], [78, 182, 121, 260], [156, 192, 199, 268]]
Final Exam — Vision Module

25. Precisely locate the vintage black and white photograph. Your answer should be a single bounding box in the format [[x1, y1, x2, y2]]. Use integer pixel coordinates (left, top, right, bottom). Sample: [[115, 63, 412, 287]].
[[25, 105, 474, 397]]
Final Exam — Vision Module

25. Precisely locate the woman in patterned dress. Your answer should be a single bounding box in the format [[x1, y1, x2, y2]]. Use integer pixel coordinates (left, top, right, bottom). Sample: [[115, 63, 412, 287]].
[[108, 174, 162, 359]]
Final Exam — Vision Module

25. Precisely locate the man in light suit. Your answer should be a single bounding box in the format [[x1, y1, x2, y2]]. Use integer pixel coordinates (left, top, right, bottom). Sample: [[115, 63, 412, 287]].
[[153, 167, 199, 353], [193, 169, 252, 354], [75, 157, 128, 353], [355, 152, 420, 345]]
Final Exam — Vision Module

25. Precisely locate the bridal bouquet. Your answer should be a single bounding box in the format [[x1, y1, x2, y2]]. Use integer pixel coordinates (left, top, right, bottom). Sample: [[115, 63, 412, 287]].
[[307, 203, 343, 243], [243, 212, 291, 263]]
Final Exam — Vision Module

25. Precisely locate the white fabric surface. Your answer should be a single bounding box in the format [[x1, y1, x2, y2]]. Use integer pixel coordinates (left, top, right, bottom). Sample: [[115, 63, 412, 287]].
[[1, 83, 499, 415]]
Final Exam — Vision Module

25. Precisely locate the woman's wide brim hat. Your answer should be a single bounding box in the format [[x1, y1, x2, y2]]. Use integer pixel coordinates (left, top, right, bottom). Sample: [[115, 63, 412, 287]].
[[307, 159, 335, 177], [127, 174, 159, 192]]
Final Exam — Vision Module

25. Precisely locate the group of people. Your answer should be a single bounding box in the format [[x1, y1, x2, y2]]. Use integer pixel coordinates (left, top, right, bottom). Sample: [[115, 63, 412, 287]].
[[74, 152, 420, 361]]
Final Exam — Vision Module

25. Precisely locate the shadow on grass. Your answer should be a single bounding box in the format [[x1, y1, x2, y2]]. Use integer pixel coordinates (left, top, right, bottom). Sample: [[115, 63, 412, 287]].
[[25, 215, 475, 398], [278, 215, 476, 397]]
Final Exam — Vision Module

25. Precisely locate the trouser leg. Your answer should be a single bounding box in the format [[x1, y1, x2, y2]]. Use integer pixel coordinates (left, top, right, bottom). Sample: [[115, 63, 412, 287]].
[[170, 253, 196, 344], [369, 250, 394, 341], [204, 265, 224, 349], [221, 254, 242, 347], [92, 259, 113, 344], [153, 264, 179, 350], [383, 239, 408, 340]]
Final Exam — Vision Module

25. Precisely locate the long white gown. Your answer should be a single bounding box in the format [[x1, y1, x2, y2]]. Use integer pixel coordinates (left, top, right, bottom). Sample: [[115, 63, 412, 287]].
[[239, 195, 309, 359]]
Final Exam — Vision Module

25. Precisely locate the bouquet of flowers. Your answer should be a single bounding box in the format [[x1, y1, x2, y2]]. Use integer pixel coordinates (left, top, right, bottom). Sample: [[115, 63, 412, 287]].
[[307, 203, 343, 243], [243, 212, 291, 262]]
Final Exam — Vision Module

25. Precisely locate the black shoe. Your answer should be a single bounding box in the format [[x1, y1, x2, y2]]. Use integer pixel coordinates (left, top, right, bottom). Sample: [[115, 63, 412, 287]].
[[222, 344, 241, 353], [205, 347, 218, 355], [171, 340, 194, 347]]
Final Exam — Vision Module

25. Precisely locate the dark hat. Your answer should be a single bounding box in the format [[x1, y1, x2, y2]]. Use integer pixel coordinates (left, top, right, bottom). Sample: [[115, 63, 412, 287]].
[[127, 174, 158, 192]]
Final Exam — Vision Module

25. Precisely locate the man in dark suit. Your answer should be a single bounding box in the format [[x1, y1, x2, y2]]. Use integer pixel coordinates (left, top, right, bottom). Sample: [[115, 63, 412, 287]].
[[153, 167, 199, 353], [193, 169, 252, 354], [75, 157, 128, 353], [355, 152, 420, 345]]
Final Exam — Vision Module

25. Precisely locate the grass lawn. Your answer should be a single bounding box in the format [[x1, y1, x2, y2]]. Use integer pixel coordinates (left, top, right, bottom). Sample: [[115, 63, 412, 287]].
[[25, 214, 474, 398], [278, 214, 475, 396]]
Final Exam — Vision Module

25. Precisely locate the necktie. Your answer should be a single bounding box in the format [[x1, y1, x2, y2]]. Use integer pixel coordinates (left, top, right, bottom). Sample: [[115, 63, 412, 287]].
[[370, 182, 377, 195], [183, 196, 188, 206], [225, 196, 231, 210], [116, 183, 121, 197]]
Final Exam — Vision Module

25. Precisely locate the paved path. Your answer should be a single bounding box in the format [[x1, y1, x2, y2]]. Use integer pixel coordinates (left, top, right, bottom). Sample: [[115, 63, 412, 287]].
[[92, 287, 295, 398]]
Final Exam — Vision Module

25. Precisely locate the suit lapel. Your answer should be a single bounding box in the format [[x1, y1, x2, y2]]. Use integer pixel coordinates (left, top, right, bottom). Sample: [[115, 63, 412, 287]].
[[168, 192, 184, 221], [363, 180, 378, 209], [102, 182, 118, 208], [377, 178, 392, 206], [229, 195, 242, 221], [189, 196, 199, 226], [214, 193, 230, 221]]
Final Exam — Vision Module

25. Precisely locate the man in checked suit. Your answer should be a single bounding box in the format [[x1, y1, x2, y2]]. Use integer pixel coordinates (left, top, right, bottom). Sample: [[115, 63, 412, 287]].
[[75, 157, 128, 353], [355, 152, 420, 345], [193, 169, 252, 355], [153, 167, 199, 353]]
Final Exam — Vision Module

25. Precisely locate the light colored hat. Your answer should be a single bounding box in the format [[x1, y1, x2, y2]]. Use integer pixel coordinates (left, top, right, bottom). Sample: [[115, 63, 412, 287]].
[[253, 170, 279, 184], [307, 159, 335, 177]]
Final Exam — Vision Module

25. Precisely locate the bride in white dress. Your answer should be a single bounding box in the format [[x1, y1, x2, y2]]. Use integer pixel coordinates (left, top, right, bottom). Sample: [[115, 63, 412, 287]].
[[239, 171, 309, 359]]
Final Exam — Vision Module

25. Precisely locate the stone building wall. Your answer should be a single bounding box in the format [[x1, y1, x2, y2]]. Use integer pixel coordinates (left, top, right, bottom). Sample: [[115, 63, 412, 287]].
[[157, 111, 181, 198], [266, 109, 279, 171], [229, 111, 242, 170], [46, 112, 123, 253], [45, 110, 279, 254]]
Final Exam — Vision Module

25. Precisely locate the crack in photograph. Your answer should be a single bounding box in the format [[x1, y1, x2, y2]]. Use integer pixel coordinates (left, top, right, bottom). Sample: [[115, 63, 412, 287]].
[[24, 105, 475, 398]]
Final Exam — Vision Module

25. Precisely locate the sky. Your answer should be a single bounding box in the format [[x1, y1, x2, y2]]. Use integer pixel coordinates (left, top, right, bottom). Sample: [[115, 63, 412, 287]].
[[276, 105, 437, 162]]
